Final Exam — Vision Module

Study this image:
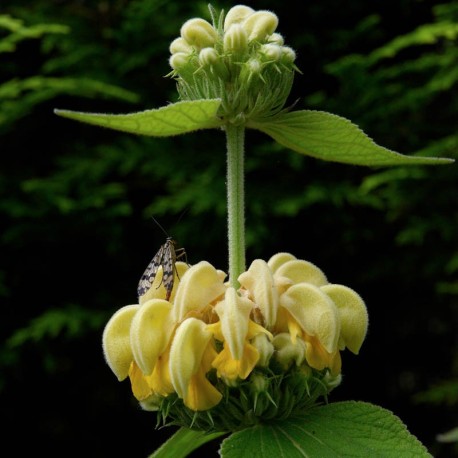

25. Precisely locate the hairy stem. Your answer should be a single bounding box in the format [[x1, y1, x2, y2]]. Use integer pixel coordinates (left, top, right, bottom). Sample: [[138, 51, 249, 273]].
[[225, 123, 246, 287]]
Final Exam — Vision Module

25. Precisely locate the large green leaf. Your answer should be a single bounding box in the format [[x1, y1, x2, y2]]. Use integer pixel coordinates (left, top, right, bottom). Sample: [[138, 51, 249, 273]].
[[220, 401, 432, 458], [54, 99, 222, 137], [249, 110, 454, 166]]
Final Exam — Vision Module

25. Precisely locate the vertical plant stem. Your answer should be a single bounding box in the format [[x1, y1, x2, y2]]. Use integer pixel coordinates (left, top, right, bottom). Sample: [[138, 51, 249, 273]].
[[225, 123, 246, 287]]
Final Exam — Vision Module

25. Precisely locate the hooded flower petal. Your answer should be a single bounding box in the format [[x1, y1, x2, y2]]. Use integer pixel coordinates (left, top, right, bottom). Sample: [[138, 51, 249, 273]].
[[214, 287, 253, 360], [242, 10, 279, 42], [223, 5, 255, 30], [102, 304, 139, 380], [275, 259, 328, 287], [320, 284, 368, 354], [267, 252, 297, 273], [172, 261, 226, 322], [169, 317, 222, 410], [238, 259, 279, 327], [210, 288, 271, 381], [280, 283, 340, 353], [180, 18, 218, 49], [129, 298, 174, 375]]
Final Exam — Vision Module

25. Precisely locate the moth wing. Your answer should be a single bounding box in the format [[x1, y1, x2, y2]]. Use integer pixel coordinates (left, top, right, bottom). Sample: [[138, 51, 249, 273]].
[[137, 244, 165, 297]]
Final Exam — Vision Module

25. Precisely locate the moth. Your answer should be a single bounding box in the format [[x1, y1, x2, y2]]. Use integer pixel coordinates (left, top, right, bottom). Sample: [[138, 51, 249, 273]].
[[137, 236, 187, 301]]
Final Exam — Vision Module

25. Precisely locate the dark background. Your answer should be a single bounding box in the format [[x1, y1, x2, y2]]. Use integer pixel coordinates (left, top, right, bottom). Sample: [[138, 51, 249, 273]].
[[1, 0, 457, 456]]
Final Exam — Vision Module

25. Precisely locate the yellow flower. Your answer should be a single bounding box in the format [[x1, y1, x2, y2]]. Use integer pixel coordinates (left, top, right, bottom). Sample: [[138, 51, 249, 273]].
[[102, 253, 368, 429], [102, 261, 227, 411], [239, 253, 368, 375], [208, 287, 272, 381]]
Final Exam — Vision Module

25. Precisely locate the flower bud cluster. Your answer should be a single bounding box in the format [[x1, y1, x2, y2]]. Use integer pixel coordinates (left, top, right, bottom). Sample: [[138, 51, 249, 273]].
[[168, 5, 298, 124], [102, 253, 368, 431]]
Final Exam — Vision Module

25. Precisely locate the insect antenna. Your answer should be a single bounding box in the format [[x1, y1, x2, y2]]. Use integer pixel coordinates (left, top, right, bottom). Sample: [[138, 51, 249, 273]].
[[151, 215, 170, 239]]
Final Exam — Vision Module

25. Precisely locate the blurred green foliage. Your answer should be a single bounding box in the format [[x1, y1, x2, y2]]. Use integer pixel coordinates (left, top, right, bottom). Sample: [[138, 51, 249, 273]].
[[0, 1, 456, 457]]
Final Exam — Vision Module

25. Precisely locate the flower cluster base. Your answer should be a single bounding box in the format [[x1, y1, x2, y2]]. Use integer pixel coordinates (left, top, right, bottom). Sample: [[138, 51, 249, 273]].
[[155, 365, 335, 432]]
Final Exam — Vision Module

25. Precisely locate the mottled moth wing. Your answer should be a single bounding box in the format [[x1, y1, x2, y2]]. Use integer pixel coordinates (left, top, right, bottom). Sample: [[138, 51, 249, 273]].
[[137, 237, 186, 300]]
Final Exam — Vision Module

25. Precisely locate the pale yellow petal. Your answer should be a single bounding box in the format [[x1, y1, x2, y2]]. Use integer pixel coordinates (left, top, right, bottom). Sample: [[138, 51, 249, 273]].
[[102, 304, 139, 380], [280, 283, 340, 353], [130, 298, 174, 375], [173, 261, 227, 322], [275, 259, 328, 287], [238, 259, 279, 327], [321, 284, 368, 354], [214, 287, 253, 360], [169, 317, 213, 400], [267, 252, 297, 273]]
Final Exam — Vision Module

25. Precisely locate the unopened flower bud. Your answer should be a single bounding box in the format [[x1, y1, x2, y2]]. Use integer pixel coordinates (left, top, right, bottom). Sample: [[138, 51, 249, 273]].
[[243, 11, 279, 42], [273, 333, 307, 368], [169, 52, 189, 71], [281, 46, 296, 63], [250, 372, 269, 394], [169, 37, 193, 55], [139, 393, 163, 411], [252, 333, 274, 367], [224, 24, 248, 54], [247, 58, 262, 74], [180, 18, 218, 49], [199, 47, 219, 66], [224, 5, 255, 30], [268, 33, 284, 46], [322, 371, 342, 391], [260, 43, 282, 61]]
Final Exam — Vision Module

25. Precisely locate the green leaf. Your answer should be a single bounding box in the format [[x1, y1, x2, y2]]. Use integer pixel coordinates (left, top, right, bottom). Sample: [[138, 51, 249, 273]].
[[220, 401, 432, 458], [148, 427, 225, 458], [54, 99, 223, 137], [249, 110, 454, 166]]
